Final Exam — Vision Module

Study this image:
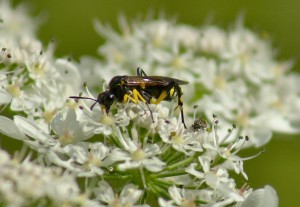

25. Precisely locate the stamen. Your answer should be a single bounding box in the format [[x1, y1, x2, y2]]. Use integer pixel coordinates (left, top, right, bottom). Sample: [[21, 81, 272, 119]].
[[84, 83, 96, 99], [212, 115, 220, 151], [231, 149, 265, 161], [0, 67, 24, 82], [232, 136, 248, 155], [219, 124, 236, 144], [239, 183, 250, 195], [0, 104, 9, 113], [193, 105, 199, 120]]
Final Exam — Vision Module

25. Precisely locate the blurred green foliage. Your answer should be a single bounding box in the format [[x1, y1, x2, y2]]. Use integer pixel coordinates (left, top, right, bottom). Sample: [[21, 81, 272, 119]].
[[7, 0, 300, 206]]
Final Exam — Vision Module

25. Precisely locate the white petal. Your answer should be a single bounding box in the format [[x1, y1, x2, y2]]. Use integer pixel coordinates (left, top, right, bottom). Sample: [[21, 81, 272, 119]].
[[0, 148, 10, 164], [241, 185, 278, 207], [0, 116, 26, 140], [185, 163, 205, 179], [90, 142, 109, 159], [120, 184, 143, 204], [14, 116, 52, 143], [168, 186, 182, 205], [55, 58, 81, 95], [143, 157, 165, 172], [267, 115, 300, 133], [118, 161, 140, 171], [94, 180, 114, 203], [158, 197, 174, 207], [0, 89, 11, 104]]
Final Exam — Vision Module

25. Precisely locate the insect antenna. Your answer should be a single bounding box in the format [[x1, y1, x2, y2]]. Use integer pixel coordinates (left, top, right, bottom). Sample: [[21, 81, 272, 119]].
[[69, 96, 99, 111]]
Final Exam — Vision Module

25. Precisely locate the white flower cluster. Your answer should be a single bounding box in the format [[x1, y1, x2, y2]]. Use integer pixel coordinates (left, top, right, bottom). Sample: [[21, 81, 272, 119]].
[[0, 0, 80, 133], [0, 148, 96, 207], [92, 17, 300, 147], [0, 1, 289, 206]]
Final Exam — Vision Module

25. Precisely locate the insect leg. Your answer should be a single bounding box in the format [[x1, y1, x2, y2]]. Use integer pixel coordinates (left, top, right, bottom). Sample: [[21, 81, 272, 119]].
[[151, 81, 187, 128], [140, 90, 155, 123], [123, 89, 145, 104], [174, 84, 187, 129], [131, 90, 154, 122], [145, 103, 154, 123], [150, 81, 176, 104], [124, 89, 154, 123], [133, 89, 147, 103], [137, 67, 148, 76]]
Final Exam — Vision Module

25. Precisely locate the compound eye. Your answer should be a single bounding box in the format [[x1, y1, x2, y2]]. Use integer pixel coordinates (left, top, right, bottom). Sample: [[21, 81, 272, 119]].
[[104, 93, 114, 102], [109, 94, 115, 99]]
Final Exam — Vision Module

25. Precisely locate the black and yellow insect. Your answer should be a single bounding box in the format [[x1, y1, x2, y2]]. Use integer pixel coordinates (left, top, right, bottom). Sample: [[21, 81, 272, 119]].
[[69, 67, 188, 128]]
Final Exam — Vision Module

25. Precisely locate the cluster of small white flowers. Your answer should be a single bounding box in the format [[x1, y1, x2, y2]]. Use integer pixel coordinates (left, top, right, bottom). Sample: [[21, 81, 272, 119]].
[[92, 17, 300, 147], [0, 1, 285, 207], [159, 185, 278, 207], [0, 148, 96, 207], [0, 0, 81, 133]]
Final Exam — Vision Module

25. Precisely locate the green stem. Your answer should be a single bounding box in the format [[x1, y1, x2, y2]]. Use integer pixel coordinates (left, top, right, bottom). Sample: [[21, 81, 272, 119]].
[[153, 178, 175, 188], [164, 150, 183, 163], [139, 165, 147, 189], [166, 153, 197, 171], [102, 174, 131, 180], [161, 144, 171, 155], [148, 182, 170, 199], [152, 169, 187, 178]]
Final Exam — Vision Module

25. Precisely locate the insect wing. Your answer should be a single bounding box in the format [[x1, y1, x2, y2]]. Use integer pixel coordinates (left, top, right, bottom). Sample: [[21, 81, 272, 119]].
[[125, 76, 188, 87]]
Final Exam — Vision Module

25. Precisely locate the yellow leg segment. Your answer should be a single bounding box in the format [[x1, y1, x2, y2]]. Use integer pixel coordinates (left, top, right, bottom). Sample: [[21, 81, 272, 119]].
[[150, 87, 175, 104], [123, 89, 147, 103]]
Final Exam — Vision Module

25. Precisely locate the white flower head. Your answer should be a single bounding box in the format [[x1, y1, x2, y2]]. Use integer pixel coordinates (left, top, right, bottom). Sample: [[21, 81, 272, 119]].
[[52, 109, 94, 146], [92, 17, 300, 149], [166, 186, 198, 207], [94, 180, 149, 207], [0, 4, 285, 207], [109, 127, 165, 172], [158, 117, 203, 155], [0, 148, 97, 207], [57, 142, 111, 177], [240, 185, 278, 207], [0, 0, 39, 38]]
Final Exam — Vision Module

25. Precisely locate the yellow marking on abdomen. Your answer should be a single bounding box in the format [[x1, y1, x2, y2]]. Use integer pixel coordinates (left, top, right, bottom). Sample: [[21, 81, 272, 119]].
[[140, 82, 146, 89]]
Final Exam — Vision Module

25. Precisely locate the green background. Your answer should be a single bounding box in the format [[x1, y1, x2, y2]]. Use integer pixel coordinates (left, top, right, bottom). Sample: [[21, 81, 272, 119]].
[[10, 0, 300, 206]]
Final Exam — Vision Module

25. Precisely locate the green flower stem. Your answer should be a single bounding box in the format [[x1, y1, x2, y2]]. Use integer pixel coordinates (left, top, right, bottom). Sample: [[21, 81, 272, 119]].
[[110, 134, 123, 148], [148, 182, 170, 199], [151, 169, 187, 178], [165, 152, 198, 171], [161, 143, 171, 155], [152, 178, 174, 188], [102, 174, 131, 180], [163, 150, 184, 163]]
